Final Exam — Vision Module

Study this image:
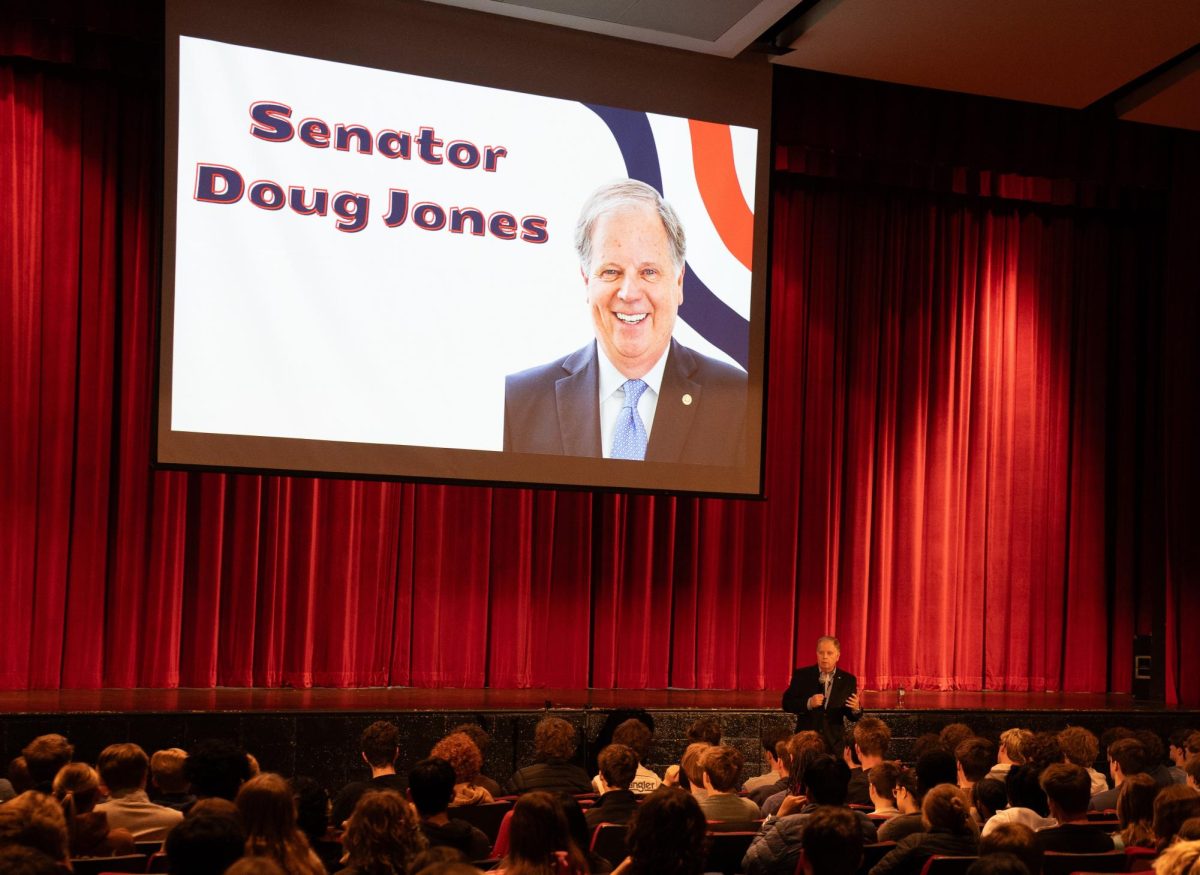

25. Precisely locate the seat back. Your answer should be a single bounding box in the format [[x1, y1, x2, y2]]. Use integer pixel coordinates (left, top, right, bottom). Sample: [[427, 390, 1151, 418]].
[[920, 855, 981, 875], [69, 855, 149, 875], [450, 799, 515, 846], [702, 831, 757, 875], [858, 842, 898, 875], [590, 822, 629, 864], [1124, 847, 1158, 872], [1042, 851, 1127, 875]]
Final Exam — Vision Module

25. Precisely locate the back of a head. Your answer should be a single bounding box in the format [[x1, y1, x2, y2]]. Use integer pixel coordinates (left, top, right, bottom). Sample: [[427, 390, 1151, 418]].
[[687, 717, 722, 746], [451, 723, 491, 759], [186, 738, 252, 800], [166, 812, 247, 875], [152, 748, 191, 794], [1038, 763, 1091, 818], [626, 786, 707, 875], [225, 858, 287, 875], [787, 732, 829, 795], [1186, 755, 1200, 788], [1116, 774, 1159, 828], [8, 756, 33, 795], [52, 761, 100, 812], [343, 789, 427, 873], [1178, 817, 1200, 842], [361, 720, 401, 769], [854, 718, 892, 759], [408, 757, 457, 818], [20, 735, 74, 786], [289, 776, 330, 842], [0, 791, 69, 863], [1005, 766, 1049, 817], [1134, 731, 1166, 768], [967, 852, 1031, 875], [509, 791, 576, 867], [681, 742, 712, 790], [613, 718, 654, 764], [973, 778, 1008, 821], [940, 724, 975, 753], [1021, 734, 1063, 777], [0, 845, 61, 875], [1152, 839, 1200, 875], [922, 784, 975, 835], [1153, 785, 1200, 850], [599, 744, 639, 791], [700, 746, 744, 794], [804, 755, 851, 806], [956, 738, 997, 783], [1000, 729, 1034, 766], [534, 717, 578, 761], [409, 845, 468, 872], [915, 750, 959, 802], [98, 742, 150, 794], [911, 734, 950, 763], [1110, 738, 1149, 777], [979, 822, 1041, 875], [430, 732, 483, 784], [1057, 728, 1099, 769], [236, 772, 298, 844], [802, 806, 864, 875], [868, 762, 904, 803], [415, 864, 485, 875]]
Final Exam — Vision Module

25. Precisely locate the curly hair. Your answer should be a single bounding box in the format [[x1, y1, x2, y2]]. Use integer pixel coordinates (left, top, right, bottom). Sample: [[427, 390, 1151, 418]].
[[533, 717, 578, 761], [613, 718, 654, 764], [625, 787, 708, 875], [236, 773, 324, 875], [0, 791, 69, 863], [20, 736, 74, 786], [361, 721, 401, 769], [1057, 727, 1099, 769], [343, 790, 428, 875], [785, 731, 828, 796], [430, 733, 483, 784]]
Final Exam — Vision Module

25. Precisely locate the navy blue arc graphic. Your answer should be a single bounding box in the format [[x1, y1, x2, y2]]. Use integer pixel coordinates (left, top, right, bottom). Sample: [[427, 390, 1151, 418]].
[[584, 103, 749, 371]]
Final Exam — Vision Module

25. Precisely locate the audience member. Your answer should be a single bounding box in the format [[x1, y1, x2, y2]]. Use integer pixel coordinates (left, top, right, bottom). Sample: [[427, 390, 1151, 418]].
[[94, 742, 184, 841], [226, 859, 287, 875], [972, 778, 1008, 826], [957, 738, 997, 793], [430, 733, 494, 807], [1153, 784, 1200, 852], [797, 806, 865, 875], [593, 718, 661, 796], [1178, 817, 1200, 842], [8, 756, 33, 796], [986, 730, 1033, 784], [185, 738, 253, 803], [1152, 839, 1200, 875], [1186, 755, 1200, 792], [506, 718, 592, 795], [290, 776, 335, 870], [340, 789, 429, 874], [1113, 773, 1159, 850], [878, 749, 959, 842], [1099, 728, 1136, 789], [1136, 731, 1178, 788], [1034, 763, 1113, 852], [1168, 730, 1196, 779], [941, 725, 976, 755], [333, 721, 407, 827], [866, 762, 906, 819], [188, 797, 241, 819], [558, 793, 614, 875], [698, 746, 760, 823], [1057, 728, 1107, 796], [1091, 738, 1147, 811], [966, 854, 1031, 875], [497, 791, 587, 875], [663, 720, 722, 790], [760, 731, 825, 817], [911, 735, 950, 763], [450, 724, 503, 798], [151, 748, 197, 812], [688, 717, 722, 746], [164, 809, 247, 875], [0, 776, 15, 803], [0, 791, 70, 866], [847, 719, 891, 806], [0, 846, 62, 875], [20, 735, 73, 794], [236, 772, 325, 875], [409, 845, 470, 872], [978, 822, 1041, 875], [869, 784, 980, 875], [745, 727, 792, 797], [981, 766, 1055, 837], [52, 761, 136, 857], [586, 744, 640, 830], [1020, 734, 1063, 778], [611, 786, 707, 875], [676, 741, 713, 800], [408, 757, 490, 861]]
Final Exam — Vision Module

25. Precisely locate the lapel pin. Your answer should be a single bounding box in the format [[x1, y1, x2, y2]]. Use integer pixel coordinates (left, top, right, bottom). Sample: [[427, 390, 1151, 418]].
[[682, 394, 693, 406]]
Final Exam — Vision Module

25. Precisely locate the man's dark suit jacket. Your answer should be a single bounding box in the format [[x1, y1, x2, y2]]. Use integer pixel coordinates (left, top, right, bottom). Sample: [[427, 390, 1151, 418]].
[[503, 339, 747, 465], [781, 665, 862, 754]]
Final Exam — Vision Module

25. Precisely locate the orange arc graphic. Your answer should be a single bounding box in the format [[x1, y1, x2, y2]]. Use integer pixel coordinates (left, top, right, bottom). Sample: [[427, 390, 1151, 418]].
[[688, 119, 754, 271]]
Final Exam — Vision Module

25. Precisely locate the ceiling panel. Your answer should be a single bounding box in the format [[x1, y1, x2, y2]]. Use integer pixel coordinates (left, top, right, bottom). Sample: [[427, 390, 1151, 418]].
[[1120, 68, 1200, 132]]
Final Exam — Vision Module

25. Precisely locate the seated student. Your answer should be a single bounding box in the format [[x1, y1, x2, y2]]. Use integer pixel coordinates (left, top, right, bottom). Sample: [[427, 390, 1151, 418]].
[[987, 730, 1033, 784], [666, 742, 713, 802], [94, 742, 184, 841], [1057, 727, 1108, 796], [978, 822, 1042, 875], [957, 738, 997, 794], [1136, 731, 1177, 789], [20, 735, 74, 795], [942, 725, 977, 756], [847, 719, 892, 806], [150, 748, 196, 812], [1152, 784, 1200, 852], [662, 718, 723, 787], [332, 720, 407, 827], [587, 744, 641, 830], [184, 738, 253, 804], [760, 732, 826, 818], [972, 778, 1008, 828], [747, 734, 791, 806], [742, 755, 878, 875], [1152, 839, 1200, 875], [0, 845, 62, 875], [745, 727, 792, 797], [878, 750, 960, 843], [341, 789, 429, 875], [1091, 738, 1147, 811], [506, 717, 593, 795], [430, 732, 494, 807], [869, 784, 980, 875], [560, 793, 615, 875], [52, 762, 136, 857], [698, 746, 761, 823], [966, 854, 1031, 875], [982, 765, 1056, 837], [164, 809, 247, 875], [798, 806, 866, 875], [0, 791, 72, 868], [409, 757, 491, 862], [1112, 773, 1158, 850], [496, 791, 589, 875], [867, 762, 906, 819], [1168, 730, 1198, 782], [1187, 754, 1200, 792], [611, 786, 708, 875], [450, 722, 503, 798], [1034, 763, 1114, 853], [593, 718, 663, 797]]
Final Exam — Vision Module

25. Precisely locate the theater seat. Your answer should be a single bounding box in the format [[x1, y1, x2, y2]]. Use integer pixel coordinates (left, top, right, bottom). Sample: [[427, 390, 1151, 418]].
[[1042, 851, 1127, 875], [703, 830, 757, 875], [920, 855, 980, 875], [590, 822, 629, 864], [69, 855, 148, 875], [450, 799, 515, 846]]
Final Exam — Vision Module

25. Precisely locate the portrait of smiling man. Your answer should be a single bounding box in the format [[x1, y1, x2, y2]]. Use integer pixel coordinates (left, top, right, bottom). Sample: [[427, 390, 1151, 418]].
[[503, 179, 747, 464]]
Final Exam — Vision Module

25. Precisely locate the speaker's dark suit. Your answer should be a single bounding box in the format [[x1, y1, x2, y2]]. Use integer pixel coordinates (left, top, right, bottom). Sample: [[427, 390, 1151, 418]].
[[782, 665, 862, 754], [503, 339, 746, 464]]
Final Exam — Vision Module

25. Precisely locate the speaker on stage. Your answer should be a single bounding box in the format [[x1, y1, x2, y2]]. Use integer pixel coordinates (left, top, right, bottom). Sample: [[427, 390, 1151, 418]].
[[1133, 634, 1153, 700]]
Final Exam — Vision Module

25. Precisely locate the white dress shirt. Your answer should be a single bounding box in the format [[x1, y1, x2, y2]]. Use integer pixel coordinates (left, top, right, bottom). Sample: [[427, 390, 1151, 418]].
[[597, 346, 669, 459]]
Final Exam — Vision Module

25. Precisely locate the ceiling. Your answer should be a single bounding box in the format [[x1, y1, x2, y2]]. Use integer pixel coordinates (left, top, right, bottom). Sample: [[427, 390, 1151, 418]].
[[422, 0, 1200, 132]]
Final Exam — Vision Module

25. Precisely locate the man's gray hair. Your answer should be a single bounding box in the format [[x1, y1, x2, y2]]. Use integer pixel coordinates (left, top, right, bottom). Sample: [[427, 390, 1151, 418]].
[[817, 636, 841, 651], [575, 179, 687, 272]]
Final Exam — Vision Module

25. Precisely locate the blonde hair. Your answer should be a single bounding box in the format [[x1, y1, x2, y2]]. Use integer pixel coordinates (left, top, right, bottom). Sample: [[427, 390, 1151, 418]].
[[151, 748, 190, 793], [1000, 729, 1034, 764], [0, 791, 70, 862], [236, 773, 324, 875], [1153, 839, 1200, 875]]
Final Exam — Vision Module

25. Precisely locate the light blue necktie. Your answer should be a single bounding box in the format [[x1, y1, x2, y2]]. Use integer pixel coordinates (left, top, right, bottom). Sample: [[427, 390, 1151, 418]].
[[611, 379, 649, 460]]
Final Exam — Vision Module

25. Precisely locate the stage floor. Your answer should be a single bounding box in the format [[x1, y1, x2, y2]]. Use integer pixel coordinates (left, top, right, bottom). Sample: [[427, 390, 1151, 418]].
[[0, 687, 1178, 715]]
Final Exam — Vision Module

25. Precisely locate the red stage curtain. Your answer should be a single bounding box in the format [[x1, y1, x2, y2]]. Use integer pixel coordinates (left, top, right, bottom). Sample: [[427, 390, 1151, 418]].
[[3, 55, 1198, 701]]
